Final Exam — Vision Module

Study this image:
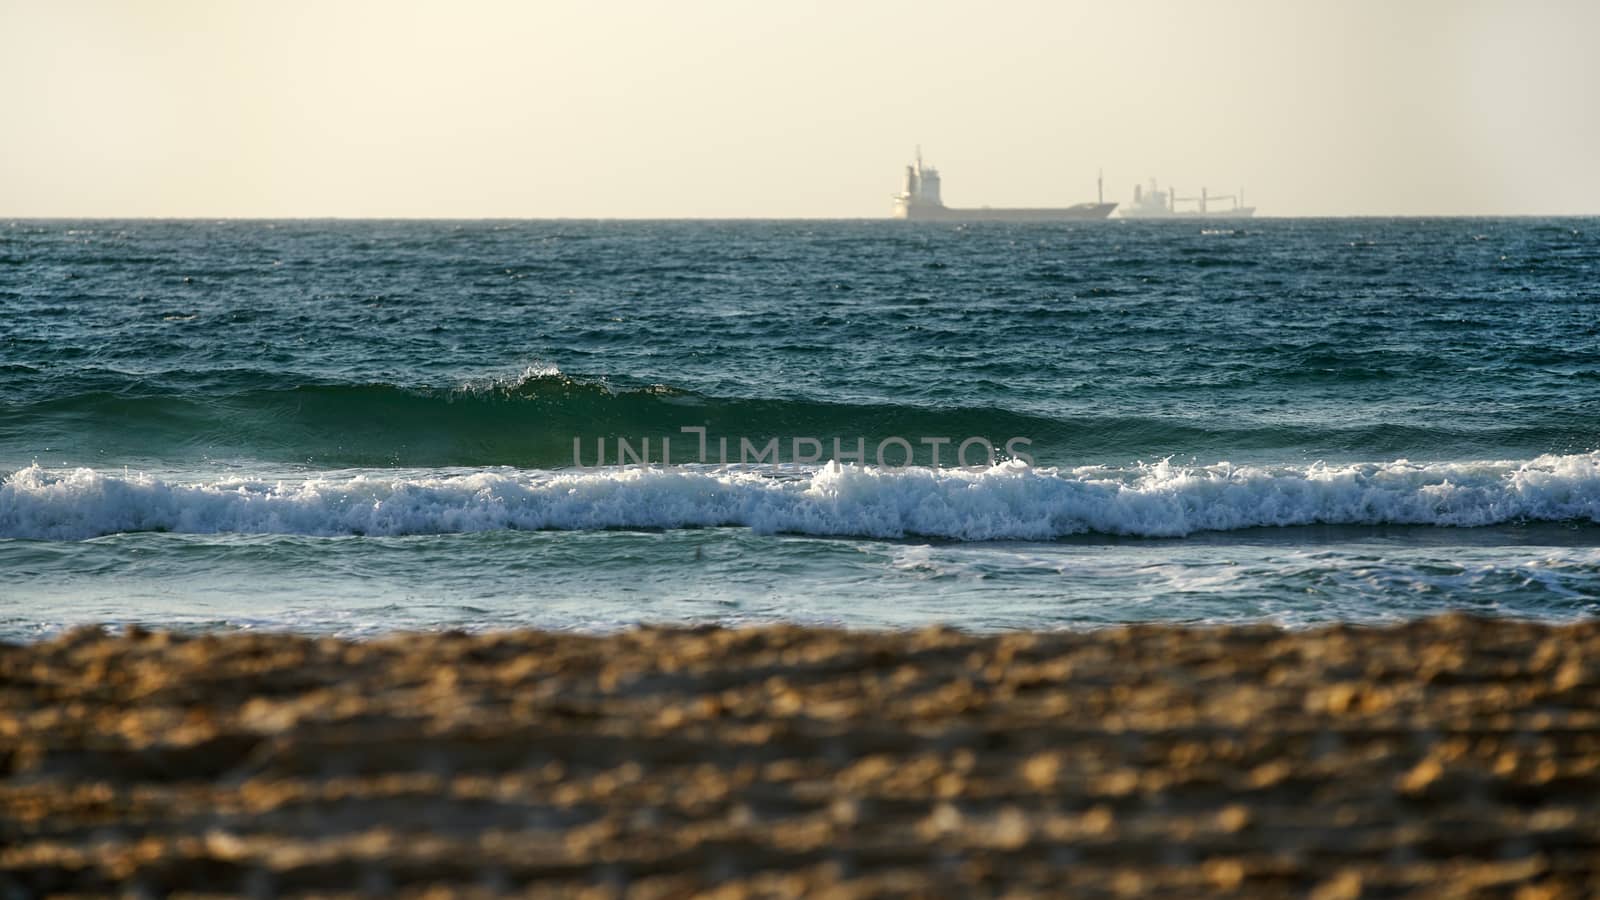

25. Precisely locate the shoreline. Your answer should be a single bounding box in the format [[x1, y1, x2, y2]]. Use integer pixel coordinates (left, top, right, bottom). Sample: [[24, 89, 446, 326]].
[[5, 615, 1600, 896]]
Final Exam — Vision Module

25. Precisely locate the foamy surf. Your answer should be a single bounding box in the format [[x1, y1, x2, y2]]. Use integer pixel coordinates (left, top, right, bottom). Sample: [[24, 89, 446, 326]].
[[4, 453, 1599, 542]]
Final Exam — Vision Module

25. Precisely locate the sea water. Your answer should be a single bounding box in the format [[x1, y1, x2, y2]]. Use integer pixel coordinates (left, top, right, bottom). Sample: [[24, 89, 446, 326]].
[[2, 218, 1597, 637]]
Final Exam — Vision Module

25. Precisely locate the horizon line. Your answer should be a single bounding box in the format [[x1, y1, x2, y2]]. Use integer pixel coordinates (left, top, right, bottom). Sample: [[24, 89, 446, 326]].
[[6, 213, 1600, 222]]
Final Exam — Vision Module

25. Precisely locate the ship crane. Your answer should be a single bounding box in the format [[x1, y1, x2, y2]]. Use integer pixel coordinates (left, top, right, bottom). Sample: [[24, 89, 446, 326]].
[[1122, 177, 1254, 218], [1171, 187, 1247, 214], [1171, 189, 1203, 213]]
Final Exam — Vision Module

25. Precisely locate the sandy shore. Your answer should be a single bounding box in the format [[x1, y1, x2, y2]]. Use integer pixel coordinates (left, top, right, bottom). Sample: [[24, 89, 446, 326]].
[[4, 615, 1600, 898]]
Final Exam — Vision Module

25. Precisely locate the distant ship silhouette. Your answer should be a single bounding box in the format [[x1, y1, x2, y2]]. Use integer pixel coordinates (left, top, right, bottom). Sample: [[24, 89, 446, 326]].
[[891, 148, 1116, 221]]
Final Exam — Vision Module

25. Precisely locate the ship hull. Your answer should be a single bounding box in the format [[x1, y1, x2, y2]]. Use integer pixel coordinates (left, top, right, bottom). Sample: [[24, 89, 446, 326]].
[[895, 202, 1117, 222]]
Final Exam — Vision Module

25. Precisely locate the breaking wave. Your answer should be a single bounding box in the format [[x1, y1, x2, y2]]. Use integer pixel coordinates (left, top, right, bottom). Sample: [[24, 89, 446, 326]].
[[4, 453, 1600, 542]]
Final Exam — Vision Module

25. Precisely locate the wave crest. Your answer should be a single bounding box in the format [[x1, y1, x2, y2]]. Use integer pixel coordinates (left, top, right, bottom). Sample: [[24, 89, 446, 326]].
[[4, 453, 1599, 541]]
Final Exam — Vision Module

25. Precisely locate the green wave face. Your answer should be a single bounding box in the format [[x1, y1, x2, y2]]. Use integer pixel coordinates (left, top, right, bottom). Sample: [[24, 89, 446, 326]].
[[2, 375, 1060, 468], [8, 372, 1598, 470]]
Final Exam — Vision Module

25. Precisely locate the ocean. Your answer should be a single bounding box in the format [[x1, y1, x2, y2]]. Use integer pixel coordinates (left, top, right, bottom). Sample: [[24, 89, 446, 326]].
[[2, 218, 1597, 638]]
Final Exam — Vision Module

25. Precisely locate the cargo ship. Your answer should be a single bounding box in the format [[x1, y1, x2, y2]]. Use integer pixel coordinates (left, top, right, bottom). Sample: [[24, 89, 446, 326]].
[[891, 149, 1116, 221], [1118, 178, 1255, 218]]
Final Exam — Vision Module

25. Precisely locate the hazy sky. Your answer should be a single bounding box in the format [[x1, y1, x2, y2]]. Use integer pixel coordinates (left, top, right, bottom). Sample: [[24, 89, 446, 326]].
[[4, 0, 1598, 217]]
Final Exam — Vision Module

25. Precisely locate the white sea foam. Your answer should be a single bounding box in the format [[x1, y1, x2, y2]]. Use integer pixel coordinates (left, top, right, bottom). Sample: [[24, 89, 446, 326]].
[[454, 361, 563, 395], [3, 454, 1600, 541]]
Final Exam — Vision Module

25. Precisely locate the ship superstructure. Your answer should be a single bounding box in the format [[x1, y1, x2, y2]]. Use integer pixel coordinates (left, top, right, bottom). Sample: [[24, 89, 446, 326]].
[[891, 149, 1116, 221], [1119, 179, 1255, 218]]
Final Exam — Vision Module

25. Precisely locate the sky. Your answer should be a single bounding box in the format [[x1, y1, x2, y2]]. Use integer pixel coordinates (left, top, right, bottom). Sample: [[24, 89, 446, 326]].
[[3, 0, 1598, 218]]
